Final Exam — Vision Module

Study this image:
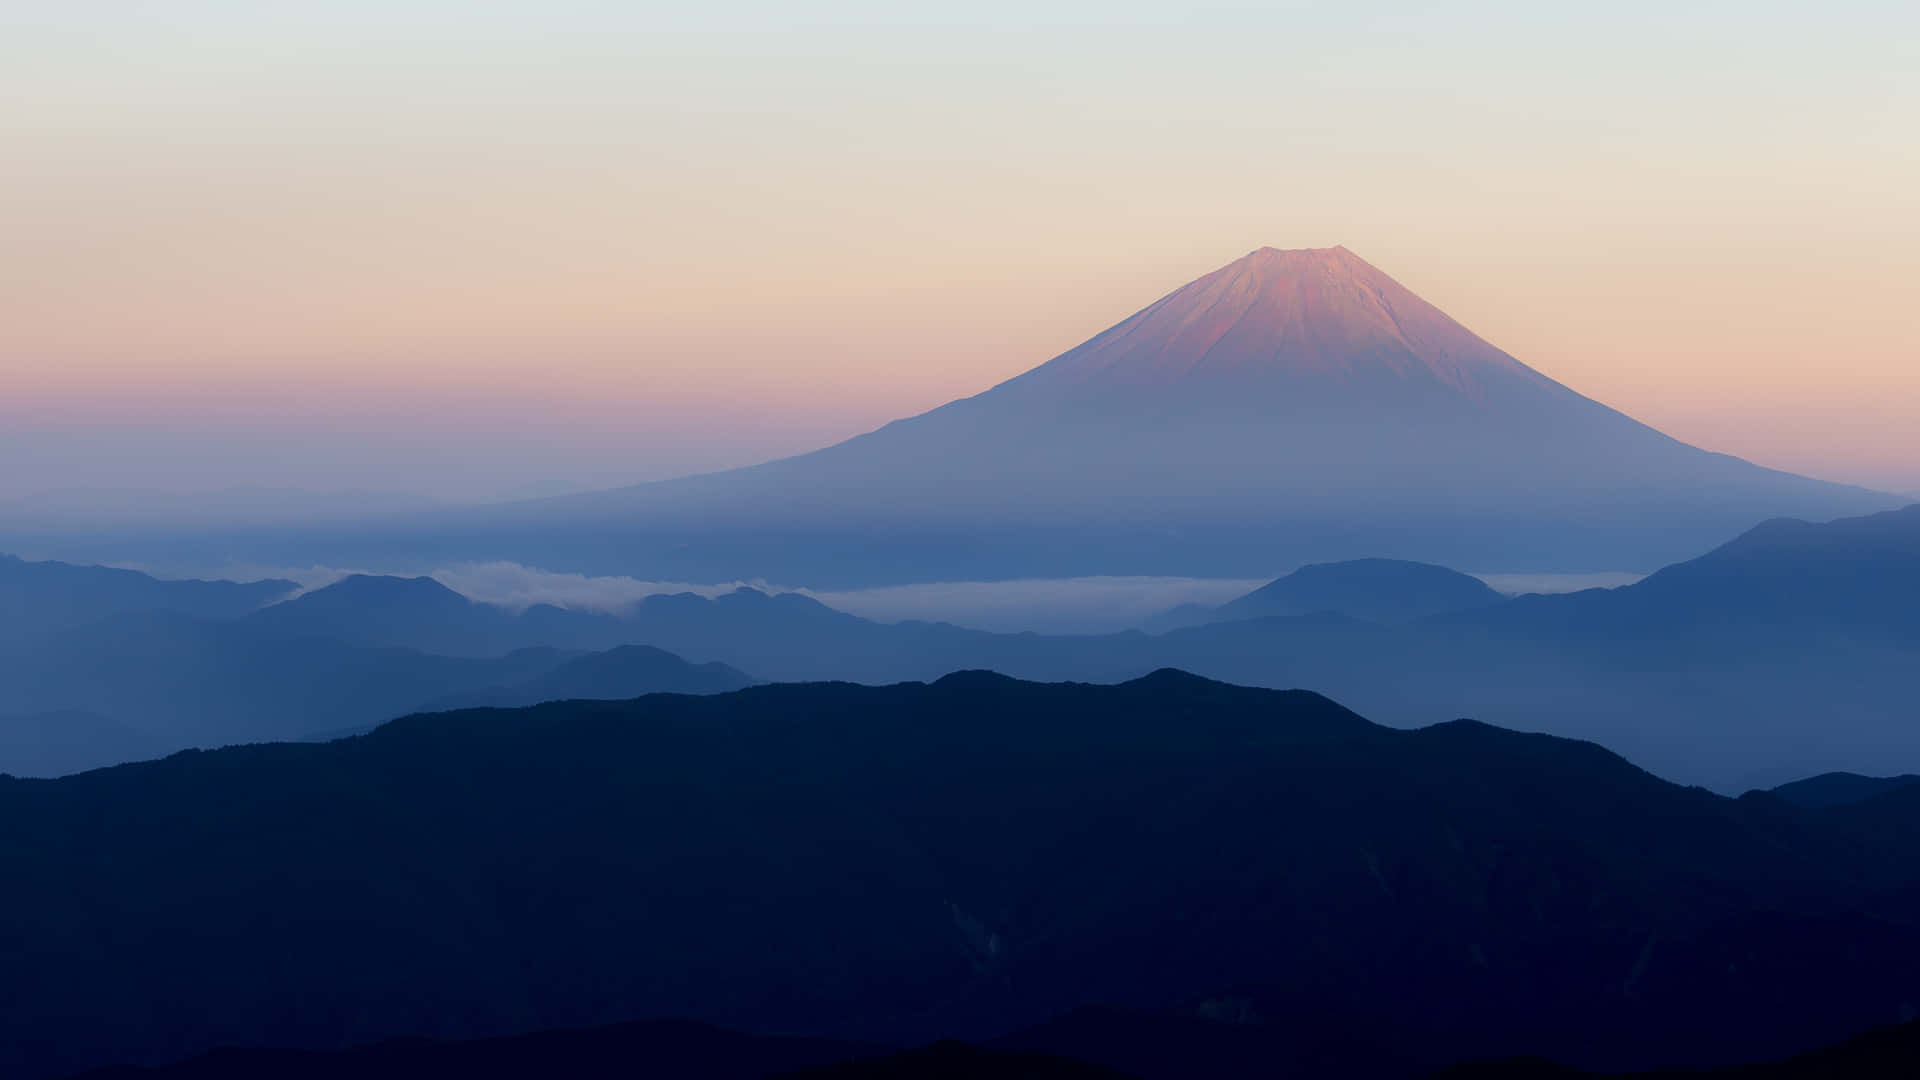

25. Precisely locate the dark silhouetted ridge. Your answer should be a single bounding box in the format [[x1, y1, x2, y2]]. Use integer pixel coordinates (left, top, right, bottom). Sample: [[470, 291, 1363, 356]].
[[1770, 772, 1920, 809], [8, 673, 1920, 1077]]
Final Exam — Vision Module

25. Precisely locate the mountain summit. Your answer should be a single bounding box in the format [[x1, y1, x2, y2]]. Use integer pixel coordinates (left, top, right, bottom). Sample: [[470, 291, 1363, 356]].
[[1003, 246, 1550, 400], [349, 248, 1898, 583]]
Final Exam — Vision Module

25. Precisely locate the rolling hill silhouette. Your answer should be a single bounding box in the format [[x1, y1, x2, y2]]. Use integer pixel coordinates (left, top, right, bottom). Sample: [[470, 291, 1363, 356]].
[[413, 644, 754, 712], [202, 504, 1920, 788], [0, 553, 291, 645], [5, 504, 1915, 786], [242, 574, 875, 658], [0, 612, 576, 754], [1568, 502, 1920, 639], [241, 573, 596, 657], [8, 672, 1920, 1078], [1769, 772, 1920, 809], [1147, 557, 1505, 629], [0, 596, 758, 775]]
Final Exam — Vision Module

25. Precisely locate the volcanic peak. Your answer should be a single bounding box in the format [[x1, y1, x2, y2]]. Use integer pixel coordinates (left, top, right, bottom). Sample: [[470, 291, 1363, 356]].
[[996, 245, 1554, 404]]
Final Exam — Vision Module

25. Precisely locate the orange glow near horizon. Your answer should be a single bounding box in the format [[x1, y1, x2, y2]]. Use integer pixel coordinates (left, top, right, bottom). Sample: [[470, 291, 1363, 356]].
[[4, 5, 1917, 499]]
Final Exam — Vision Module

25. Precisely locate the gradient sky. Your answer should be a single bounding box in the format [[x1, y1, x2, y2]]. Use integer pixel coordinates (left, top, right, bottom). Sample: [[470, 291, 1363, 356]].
[[4, 2, 1917, 502]]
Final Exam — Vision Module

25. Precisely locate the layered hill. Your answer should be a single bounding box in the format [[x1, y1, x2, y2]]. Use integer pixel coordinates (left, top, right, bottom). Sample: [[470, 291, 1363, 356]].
[[7, 672, 1920, 1078], [1147, 557, 1505, 629], [1770, 772, 1920, 809], [0, 564, 763, 774], [413, 644, 754, 712], [0, 554, 291, 645], [180, 504, 1920, 789], [7, 504, 1916, 786], [346, 247, 1897, 584]]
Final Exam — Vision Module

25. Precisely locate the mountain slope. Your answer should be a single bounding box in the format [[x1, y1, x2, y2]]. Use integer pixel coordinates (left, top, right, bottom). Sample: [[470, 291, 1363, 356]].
[[1603, 502, 1920, 638], [6, 672, 1920, 1077], [7, 252, 1895, 584], [342, 247, 1895, 584], [1447, 503, 1920, 649]]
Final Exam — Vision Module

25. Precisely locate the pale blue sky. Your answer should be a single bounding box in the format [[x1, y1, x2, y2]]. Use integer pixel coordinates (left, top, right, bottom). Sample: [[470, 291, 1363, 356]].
[[4, 2, 1917, 499]]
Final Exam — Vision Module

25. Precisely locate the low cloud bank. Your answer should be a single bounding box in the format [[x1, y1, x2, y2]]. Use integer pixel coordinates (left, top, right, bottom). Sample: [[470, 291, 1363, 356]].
[[429, 562, 754, 614], [424, 566, 1647, 631], [151, 560, 1645, 634], [183, 561, 1268, 633], [1476, 571, 1646, 596], [175, 562, 757, 613], [430, 565, 1269, 634], [812, 577, 1270, 634]]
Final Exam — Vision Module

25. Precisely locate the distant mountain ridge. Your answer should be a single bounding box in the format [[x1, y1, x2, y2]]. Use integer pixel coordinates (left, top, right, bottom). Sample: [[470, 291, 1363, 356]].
[[1148, 558, 1505, 630], [1455, 503, 1920, 642], [242, 574, 865, 658], [183, 504, 1920, 788], [1612, 503, 1920, 637], [73, 1027, 1129, 1080], [414, 645, 754, 712], [0, 553, 292, 644], [0, 562, 764, 775], [5, 503, 1916, 786]]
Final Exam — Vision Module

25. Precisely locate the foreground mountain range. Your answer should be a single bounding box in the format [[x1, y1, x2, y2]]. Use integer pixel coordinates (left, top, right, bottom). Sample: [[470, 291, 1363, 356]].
[[8, 671, 1920, 1079]]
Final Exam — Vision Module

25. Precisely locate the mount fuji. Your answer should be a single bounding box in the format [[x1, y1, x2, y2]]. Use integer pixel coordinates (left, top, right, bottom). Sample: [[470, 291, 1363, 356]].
[[303, 248, 1906, 584]]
